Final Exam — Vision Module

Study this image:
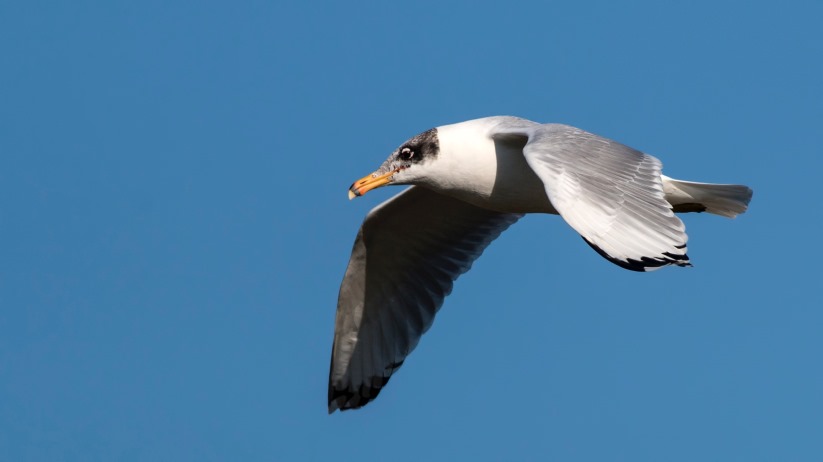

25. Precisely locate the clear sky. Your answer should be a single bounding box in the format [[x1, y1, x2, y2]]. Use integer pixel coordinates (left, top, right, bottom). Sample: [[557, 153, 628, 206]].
[[2, 1, 821, 460]]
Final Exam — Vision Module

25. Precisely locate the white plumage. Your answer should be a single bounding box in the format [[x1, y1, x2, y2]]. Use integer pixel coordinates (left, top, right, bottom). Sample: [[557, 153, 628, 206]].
[[329, 116, 752, 413]]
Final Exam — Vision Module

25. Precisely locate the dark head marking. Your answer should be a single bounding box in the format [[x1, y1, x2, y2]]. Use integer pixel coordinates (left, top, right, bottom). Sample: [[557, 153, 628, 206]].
[[397, 128, 439, 164]]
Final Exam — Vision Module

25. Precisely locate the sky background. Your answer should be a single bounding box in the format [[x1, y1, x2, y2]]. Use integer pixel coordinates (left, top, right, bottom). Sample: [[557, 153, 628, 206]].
[[2, 1, 822, 460]]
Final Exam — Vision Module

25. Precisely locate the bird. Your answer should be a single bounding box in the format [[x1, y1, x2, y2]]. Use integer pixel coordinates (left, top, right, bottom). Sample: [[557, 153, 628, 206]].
[[328, 116, 752, 413]]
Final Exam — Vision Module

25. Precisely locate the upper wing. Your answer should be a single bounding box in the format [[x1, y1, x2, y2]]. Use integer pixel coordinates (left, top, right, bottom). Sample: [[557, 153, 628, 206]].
[[493, 122, 690, 271], [329, 186, 522, 412]]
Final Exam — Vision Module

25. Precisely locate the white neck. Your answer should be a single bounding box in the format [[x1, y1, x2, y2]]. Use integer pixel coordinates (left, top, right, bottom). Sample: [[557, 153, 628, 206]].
[[419, 117, 553, 213]]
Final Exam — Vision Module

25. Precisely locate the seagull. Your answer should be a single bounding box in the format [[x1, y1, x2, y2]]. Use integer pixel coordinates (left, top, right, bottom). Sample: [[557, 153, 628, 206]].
[[328, 116, 752, 413]]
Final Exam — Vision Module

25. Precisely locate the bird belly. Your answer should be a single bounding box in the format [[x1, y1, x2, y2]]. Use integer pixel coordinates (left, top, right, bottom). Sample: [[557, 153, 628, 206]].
[[483, 138, 557, 214], [431, 142, 556, 214], [482, 167, 556, 214]]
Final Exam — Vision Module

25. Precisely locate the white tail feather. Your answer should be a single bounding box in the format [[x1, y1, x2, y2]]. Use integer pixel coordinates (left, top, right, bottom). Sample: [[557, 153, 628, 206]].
[[662, 175, 753, 218]]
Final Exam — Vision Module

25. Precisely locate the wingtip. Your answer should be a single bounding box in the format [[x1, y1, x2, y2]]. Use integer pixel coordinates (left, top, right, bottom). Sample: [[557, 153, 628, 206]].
[[582, 237, 692, 272]]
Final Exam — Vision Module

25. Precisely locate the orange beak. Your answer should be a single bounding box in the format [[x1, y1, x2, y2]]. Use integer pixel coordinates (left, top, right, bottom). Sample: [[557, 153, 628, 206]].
[[348, 169, 399, 200]]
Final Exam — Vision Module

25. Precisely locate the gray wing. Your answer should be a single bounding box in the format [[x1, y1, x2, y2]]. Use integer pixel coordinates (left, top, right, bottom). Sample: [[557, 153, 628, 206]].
[[329, 186, 522, 412], [494, 122, 690, 271]]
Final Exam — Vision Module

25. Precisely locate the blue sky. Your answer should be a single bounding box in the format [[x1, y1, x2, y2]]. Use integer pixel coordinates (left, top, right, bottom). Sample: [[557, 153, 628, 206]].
[[2, 0, 821, 460]]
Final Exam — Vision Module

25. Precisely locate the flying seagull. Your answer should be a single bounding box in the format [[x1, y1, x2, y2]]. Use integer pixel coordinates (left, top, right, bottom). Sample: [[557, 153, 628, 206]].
[[328, 116, 752, 413]]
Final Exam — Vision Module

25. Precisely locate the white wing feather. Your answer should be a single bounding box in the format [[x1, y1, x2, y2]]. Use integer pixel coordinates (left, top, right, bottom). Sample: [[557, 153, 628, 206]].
[[493, 121, 690, 271]]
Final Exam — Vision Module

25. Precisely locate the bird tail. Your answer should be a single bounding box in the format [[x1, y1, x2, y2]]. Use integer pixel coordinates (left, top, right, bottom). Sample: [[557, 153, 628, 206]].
[[662, 175, 753, 218]]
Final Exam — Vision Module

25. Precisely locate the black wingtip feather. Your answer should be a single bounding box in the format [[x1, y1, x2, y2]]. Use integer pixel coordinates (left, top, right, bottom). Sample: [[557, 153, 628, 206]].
[[328, 360, 405, 414], [328, 376, 392, 414], [582, 237, 691, 272]]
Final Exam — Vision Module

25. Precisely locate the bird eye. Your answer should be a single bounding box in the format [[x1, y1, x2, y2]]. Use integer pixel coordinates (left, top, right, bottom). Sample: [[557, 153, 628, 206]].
[[399, 147, 414, 161]]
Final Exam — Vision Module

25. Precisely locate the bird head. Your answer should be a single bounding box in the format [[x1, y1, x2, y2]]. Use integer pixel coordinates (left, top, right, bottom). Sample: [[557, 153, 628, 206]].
[[348, 128, 440, 199]]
